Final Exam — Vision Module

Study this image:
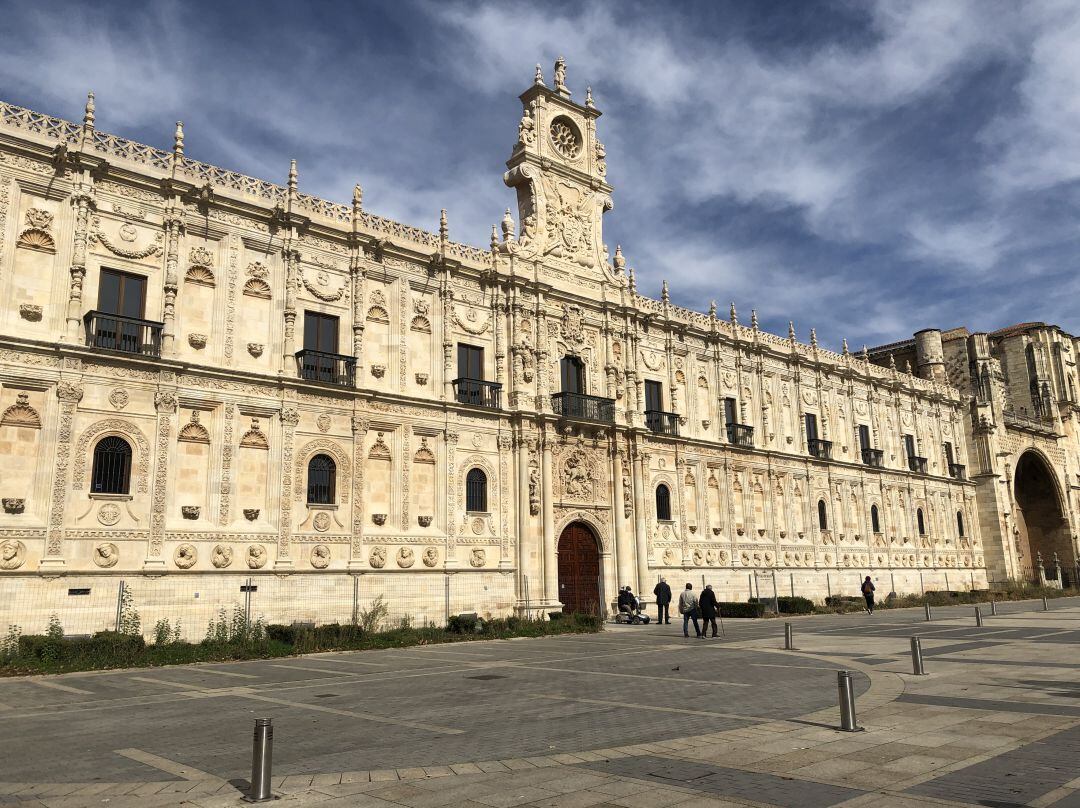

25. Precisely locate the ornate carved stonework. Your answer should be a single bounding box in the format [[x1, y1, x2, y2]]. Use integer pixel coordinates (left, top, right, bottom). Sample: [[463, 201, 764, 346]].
[[0, 539, 25, 569], [1, 393, 41, 428]]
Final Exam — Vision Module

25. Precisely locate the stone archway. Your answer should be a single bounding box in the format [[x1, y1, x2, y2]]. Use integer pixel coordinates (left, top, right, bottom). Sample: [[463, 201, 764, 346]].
[[1014, 451, 1073, 583], [557, 522, 601, 614]]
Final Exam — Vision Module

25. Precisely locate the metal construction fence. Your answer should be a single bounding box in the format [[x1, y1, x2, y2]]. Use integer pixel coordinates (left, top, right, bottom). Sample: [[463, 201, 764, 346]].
[[0, 571, 517, 643]]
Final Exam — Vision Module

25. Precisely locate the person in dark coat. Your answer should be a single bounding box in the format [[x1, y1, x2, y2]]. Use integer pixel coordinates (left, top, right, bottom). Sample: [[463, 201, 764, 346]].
[[699, 584, 720, 638], [861, 576, 876, 615], [653, 578, 672, 624]]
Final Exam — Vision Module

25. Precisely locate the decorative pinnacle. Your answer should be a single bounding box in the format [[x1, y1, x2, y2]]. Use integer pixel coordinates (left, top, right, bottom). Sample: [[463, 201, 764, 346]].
[[534, 63, 545, 86], [841, 337, 849, 356], [810, 328, 819, 349], [861, 345, 870, 362], [501, 207, 515, 241], [788, 321, 796, 341], [661, 279, 670, 304], [585, 86, 595, 108], [83, 91, 95, 128], [490, 224, 499, 251], [709, 300, 717, 319], [613, 244, 625, 272], [287, 159, 298, 193], [352, 184, 363, 210], [628, 266, 637, 293], [173, 121, 184, 157], [751, 309, 759, 330], [889, 352, 897, 370], [439, 209, 448, 242], [729, 302, 738, 325], [905, 359, 914, 375]]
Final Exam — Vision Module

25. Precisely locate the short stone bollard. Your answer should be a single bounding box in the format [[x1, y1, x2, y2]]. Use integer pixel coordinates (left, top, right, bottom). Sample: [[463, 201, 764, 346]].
[[990, 599, 997, 616], [975, 607, 983, 627], [244, 718, 274, 803], [924, 603, 932, 621], [837, 670, 862, 732], [1043, 597, 1049, 612], [910, 636, 927, 675], [784, 622, 795, 650]]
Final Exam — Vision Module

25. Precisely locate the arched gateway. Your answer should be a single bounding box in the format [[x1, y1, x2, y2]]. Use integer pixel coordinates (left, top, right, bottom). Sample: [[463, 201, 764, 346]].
[[557, 522, 601, 614], [1014, 451, 1074, 584]]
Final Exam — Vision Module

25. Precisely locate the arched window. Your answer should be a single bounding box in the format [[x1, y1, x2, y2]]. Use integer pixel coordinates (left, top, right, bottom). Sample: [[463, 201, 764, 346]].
[[655, 484, 672, 521], [466, 468, 487, 512], [871, 504, 881, 534], [307, 454, 336, 504], [957, 510, 965, 537], [817, 499, 828, 531], [917, 508, 926, 535], [91, 436, 132, 495]]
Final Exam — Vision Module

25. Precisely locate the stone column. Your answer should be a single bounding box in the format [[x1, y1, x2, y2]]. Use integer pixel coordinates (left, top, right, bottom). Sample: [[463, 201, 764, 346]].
[[65, 187, 93, 341], [632, 446, 650, 593], [348, 415, 368, 569], [541, 430, 558, 605], [612, 444, 634, 596], [276, 405, 299, 569], [145, 390, 177, 570], [282, 248, 299, 371], [161, 213, 182, 356], [42, 381, 84, 569]]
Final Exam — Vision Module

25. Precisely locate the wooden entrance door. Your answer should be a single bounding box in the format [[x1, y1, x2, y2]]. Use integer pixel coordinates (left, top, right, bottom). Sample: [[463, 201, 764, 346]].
[[557, 523, 600, 614]]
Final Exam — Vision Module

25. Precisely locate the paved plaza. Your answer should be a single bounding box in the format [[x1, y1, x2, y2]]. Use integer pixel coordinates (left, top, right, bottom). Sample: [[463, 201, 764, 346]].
[[0, 597, 1077, 807]]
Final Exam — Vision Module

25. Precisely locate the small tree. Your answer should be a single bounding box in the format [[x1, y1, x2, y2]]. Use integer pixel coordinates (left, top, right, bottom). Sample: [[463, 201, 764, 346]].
[[118, 586, 141, 637]]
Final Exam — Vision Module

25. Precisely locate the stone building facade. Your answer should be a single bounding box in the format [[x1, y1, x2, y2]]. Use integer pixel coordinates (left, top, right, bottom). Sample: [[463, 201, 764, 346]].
[[0, 62, 986, 634], [870, 324, 1080, 587]]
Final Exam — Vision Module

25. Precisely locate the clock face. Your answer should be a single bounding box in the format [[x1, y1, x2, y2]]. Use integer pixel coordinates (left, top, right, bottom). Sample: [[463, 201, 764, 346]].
[[549, 116, 582, 159]]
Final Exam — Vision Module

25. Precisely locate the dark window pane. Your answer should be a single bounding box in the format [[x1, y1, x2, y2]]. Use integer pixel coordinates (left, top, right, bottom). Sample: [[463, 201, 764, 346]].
[[91, 436, 132, 495], [644, 380, 663, 412], [871, 505, 880, 533], [458, 344, 484, 380], [818, 500, 828, 530], [561, 356, 584, 394], [805, 413, 818, 441], [466, 468, 487, 512], [307, 454, 336, 504], [655, 484, 671, 521]]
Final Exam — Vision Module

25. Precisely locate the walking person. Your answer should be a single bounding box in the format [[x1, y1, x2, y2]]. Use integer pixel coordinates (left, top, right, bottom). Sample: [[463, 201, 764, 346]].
[[678, 582, 701, 638], [699, 584, 720, 638], [653, 577, 672, 624], [861, 575, 876, 615]]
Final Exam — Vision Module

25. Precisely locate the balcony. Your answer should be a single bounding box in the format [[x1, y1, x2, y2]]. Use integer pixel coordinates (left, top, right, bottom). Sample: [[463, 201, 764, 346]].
[[949, 463, 967, 481], [908, 455, 928, 474], [862, 448, 884, 469], [551, 392, 615, 424], [807, 438, 832, 460], [726, 423, 754, 449], [645, 410, 679, 436], [84, 311, 163, 358], [453, 378, 502, 410], [295, 349, 356, 387]]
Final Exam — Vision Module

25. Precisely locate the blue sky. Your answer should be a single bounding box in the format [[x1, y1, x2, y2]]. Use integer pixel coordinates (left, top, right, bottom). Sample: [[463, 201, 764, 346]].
[[2, 0, 1079, 350]]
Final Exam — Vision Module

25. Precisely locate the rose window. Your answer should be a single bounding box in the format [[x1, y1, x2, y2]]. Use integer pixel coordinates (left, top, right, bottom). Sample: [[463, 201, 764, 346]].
[[549, 117, 581, 159]]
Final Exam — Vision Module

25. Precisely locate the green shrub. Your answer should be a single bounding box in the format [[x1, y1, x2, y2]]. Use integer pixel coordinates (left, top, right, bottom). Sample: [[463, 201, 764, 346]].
[[447, 613, 483, 634], [777, 596, 814, 614], [717, 601, 766, 618]]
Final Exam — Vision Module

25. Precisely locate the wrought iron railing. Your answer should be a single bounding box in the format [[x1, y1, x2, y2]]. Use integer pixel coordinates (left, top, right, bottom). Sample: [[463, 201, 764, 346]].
[[862, 448, 884, 468], [726, 423, 754, 448], [453, 378, 502, 410], [551, 392, 616, 424], [908, 455, 928, 474], [84, 311, 163, 357], [295, 349, 356, 386], [807, 438, 832, 460], [949, 463, 967, 481], [645, 410, 679, 436]]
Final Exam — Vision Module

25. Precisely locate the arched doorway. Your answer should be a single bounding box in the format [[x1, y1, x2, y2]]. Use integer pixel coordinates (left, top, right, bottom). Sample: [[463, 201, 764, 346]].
[[1014, 451, 1074, 583], [557, 522, 601, 614]]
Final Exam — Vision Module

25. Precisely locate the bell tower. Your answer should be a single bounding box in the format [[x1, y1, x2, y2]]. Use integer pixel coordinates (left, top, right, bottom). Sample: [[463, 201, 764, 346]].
[[504, 58, 615, 277]]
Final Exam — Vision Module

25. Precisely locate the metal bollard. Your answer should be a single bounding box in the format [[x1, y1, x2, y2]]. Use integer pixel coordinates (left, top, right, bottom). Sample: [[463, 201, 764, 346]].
[[975, 607, 983, 627], [910, 636, 927, 675], [784, 622, 795, 650], [924, 602, 932, 621], [1043, 597, 1049, 611], [837, 670, 862, 731], [245, 718, 273, 803], [990, 599, 997, 616]]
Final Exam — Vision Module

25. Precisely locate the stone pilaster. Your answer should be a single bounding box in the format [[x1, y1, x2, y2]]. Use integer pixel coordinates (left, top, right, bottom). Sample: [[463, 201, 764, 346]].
[[276, 405, 299, 569], [146, 390, 177, 569]]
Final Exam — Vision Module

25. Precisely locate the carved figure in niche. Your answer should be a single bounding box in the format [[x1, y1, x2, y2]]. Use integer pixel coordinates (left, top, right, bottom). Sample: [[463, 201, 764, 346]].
[[562, 448, 594, 501], [0, 540, 25, 570], [369, 546, 387, 568], [470, 547, 486, 568], [93, 543, 119, 568], [517, 102, 536, 146], [310, 544, 331, 569], [397, 547, 415, 568], [662, 548, 678, 566], [212, 545, 233, 568], [622, 462, 632, 518], [422, 546, 439, 567], [692, 549, 704, 566], [528, 458, 540, 515], [247, 545, 267, 569], [174, 544, 197, 569]]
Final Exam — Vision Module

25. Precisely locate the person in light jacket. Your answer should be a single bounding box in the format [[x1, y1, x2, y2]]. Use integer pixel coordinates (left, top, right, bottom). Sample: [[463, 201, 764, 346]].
[[653, 578, 672, 624], [678, 582, 701, 638]]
